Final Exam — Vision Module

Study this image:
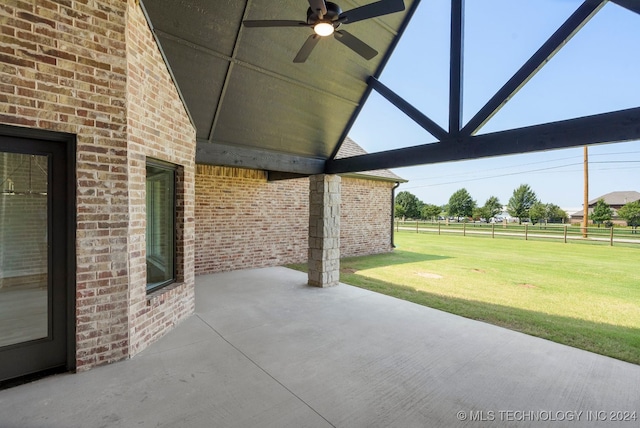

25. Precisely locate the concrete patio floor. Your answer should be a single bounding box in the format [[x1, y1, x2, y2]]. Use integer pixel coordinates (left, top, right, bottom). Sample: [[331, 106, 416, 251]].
[[1, 266, 639, 427]]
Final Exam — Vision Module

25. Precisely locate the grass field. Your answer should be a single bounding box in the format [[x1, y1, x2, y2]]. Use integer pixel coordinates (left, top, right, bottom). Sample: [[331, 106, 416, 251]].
[[289, 231, 640, 364]]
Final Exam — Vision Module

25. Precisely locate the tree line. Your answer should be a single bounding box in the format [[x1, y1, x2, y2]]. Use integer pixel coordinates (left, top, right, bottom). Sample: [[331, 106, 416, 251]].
[[395, 184, 567, 224], [396, 185, 640, 229]]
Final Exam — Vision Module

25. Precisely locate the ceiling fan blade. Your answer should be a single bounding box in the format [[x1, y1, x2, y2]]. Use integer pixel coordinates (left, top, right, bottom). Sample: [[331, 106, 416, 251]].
[[338, 0, 405, 24], [334, 30, 378, 60], [308, 0, 328, 17], [294, 34, 321, 63], [243, 20, 308, 28]]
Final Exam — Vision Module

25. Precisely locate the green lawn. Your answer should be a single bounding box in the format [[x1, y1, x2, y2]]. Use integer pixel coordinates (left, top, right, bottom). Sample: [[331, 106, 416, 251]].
[[289, 231, 640, 364]]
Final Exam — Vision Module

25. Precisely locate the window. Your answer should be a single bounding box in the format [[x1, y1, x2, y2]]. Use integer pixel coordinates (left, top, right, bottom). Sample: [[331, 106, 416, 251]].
[[146, 160, 176, 292]]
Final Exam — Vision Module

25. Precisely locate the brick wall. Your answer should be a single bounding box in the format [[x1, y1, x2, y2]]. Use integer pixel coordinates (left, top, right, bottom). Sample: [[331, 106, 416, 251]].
[[0, 0, 195, 370], [125, 0, 195, 357], [0, 0, 131, 370], [195, 165, 309, 273], [340, 177, 394, 257], [195, 166, 395, 275]]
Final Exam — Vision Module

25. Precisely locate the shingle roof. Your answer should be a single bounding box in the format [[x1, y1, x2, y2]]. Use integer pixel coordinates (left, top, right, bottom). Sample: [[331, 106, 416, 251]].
[[588, 191, 640, 206], [335, 137, 407, 183], [572, 190, 640, 217]]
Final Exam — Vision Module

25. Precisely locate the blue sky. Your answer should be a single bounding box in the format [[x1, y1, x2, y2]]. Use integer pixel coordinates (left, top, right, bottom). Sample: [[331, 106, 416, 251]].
[[348, 0, 640, 210]]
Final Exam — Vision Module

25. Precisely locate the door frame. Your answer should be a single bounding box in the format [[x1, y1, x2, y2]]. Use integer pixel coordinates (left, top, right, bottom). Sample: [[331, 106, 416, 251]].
[[0, 124, 76, 384]]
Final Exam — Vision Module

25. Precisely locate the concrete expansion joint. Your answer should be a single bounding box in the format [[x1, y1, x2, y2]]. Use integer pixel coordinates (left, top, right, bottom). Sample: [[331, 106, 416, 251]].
[[195, 314, 336, 426]]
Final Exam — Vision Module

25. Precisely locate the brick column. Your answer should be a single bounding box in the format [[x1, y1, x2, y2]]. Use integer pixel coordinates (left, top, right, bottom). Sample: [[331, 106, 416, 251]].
[[308, 174, 341, 287]]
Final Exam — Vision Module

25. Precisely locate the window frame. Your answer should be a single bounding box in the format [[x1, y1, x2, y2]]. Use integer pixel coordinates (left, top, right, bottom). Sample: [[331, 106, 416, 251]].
[[145, 158, 177, 293]]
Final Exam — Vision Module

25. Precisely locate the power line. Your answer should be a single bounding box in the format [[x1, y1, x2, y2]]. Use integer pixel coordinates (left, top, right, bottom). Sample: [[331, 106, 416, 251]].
[[406, 155, 581, 182], [404, 151, 640, 183], [591, 161, 640, 164], [403, 160, 639, 190], [403, 163, 582, 189], [590, 150, 640, 157]]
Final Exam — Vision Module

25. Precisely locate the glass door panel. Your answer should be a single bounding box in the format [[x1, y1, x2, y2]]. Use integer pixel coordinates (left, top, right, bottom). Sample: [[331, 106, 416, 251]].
[[0, 133, 68, 385], [0, 153, 49, 348]]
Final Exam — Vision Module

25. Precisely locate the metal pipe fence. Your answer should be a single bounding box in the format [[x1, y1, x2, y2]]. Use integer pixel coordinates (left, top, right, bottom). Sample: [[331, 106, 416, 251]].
[[395, 220, 640, 246]]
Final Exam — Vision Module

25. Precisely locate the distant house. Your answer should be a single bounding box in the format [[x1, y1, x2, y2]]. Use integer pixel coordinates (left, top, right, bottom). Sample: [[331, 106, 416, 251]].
[[570, 191, 640, 225], [491, 208, 515, 223]]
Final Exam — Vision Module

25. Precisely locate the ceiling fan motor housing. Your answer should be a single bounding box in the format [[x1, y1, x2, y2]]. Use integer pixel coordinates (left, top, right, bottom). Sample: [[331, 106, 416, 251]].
[[307, 2, 342, 24]]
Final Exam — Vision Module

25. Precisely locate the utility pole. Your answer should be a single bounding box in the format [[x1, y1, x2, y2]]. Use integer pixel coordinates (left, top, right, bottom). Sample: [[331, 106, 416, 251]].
[[582, 146, 589, 238]]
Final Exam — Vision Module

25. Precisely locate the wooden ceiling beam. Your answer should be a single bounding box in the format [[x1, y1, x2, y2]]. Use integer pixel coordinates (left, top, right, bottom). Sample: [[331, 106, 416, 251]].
[[325, 107, 640, 173]]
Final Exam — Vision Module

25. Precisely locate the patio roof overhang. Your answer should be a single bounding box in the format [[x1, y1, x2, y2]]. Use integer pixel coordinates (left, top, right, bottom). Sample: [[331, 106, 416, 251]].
[[141, 0, 640, 176], [141, 0, 418, 175]]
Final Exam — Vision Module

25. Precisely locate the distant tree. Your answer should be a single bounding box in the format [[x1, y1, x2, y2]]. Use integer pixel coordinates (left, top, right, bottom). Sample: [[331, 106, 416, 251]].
[[546, 204, 568, 223], [421, 204, 442, 221], [528, 202, 568, 225], [394, 203, 406, 219], [448, 188, 476, 221], [528, 202, 548, 225], [483, 196, 502, 220], [472, 206, 485, 221], [617, 200, 640, 233], [396, 191, 421, 219], [591, 199, 612, 227], [507, 184, 537, 224], [472, 197, 501, 222]]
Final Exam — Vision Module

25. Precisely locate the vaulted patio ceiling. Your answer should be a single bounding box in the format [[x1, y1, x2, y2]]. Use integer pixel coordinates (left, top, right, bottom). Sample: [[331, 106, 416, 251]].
[[141, 0, 640, 176]]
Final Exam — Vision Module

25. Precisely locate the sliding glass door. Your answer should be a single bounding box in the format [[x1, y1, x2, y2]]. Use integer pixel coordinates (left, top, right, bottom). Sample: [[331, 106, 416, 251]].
[[0, 135, 71, 384]]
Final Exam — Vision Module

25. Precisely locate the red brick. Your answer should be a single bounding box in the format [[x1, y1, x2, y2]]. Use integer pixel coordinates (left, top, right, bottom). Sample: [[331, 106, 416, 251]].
[[0, 52, 35, 68], [16, 11, 55, 28]]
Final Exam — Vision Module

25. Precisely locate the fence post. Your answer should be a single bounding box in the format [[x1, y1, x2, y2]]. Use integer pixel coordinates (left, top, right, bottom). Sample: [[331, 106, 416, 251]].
[[610, 227, 614, 246], [492, 223, 495, 238], [463, 222, 466, 236], [525, 223, 528, 240], [438, 222, 441, 235], [416, 221, 419, 233], [564, 225, 567, 243]]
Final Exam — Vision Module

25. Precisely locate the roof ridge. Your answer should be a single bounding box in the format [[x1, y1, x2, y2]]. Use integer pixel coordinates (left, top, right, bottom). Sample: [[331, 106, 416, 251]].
[[335, 137, 407, 182]]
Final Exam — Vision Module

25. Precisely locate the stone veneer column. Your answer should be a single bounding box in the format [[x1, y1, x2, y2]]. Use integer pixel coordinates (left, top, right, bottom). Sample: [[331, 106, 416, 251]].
[[308, 174, 341, 287]]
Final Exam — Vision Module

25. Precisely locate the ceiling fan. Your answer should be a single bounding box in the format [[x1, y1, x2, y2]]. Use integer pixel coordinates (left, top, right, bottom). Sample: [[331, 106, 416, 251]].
[[243, 0, 405, 63]]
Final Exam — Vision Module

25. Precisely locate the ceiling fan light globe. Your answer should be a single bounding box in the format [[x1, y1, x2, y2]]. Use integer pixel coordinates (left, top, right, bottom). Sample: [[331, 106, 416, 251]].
[[313, 22, 334, 36]]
